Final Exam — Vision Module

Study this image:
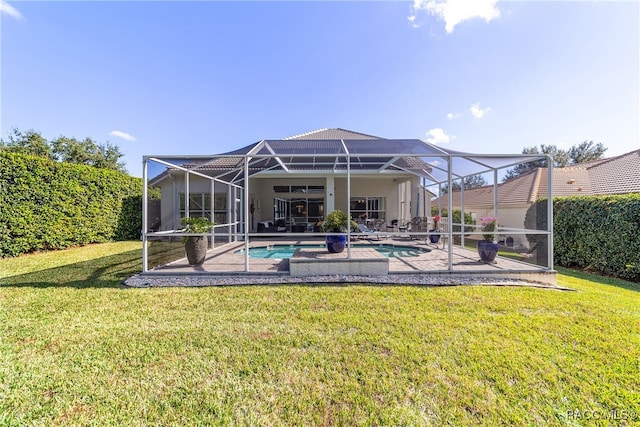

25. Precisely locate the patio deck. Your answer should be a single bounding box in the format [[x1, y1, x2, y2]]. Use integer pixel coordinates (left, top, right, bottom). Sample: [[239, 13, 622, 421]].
[[146, 236, 557, 285]]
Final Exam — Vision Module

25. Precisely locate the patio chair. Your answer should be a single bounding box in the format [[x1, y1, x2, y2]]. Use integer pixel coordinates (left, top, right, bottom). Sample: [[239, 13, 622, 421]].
[[356, 223, 380, 240], [372, 218, 386, 231], [386, 219, 398, 231]]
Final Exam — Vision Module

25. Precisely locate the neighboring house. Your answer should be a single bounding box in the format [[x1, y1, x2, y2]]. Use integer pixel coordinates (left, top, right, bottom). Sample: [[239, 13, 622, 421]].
[[440, 149, 640, 248]]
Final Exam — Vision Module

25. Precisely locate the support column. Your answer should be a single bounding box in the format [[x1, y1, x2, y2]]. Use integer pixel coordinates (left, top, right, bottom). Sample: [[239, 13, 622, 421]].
[[142, 158, 148, 273], [325, 176, 335, 215]]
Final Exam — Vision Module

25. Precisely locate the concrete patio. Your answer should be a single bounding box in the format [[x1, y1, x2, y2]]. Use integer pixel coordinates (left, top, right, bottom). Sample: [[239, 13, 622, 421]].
[[145, 236, 557, 285]]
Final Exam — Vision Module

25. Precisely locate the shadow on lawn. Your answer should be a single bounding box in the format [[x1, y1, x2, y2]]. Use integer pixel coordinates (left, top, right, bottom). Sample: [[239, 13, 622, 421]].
[[556, 266, 640, 293], [0, 249, 143, 289]]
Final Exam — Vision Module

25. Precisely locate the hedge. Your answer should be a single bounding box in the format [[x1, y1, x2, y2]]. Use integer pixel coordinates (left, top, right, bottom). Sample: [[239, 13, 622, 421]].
[[0, 151, 146, 257], [528, 194, 640, 281]]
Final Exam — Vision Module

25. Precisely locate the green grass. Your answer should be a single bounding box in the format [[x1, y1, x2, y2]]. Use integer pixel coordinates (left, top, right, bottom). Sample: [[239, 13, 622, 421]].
[[1, 243, 639, 426]]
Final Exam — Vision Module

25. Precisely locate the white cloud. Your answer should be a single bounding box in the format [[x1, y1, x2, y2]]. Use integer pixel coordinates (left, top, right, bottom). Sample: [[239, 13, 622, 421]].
[[447, 112, 461, 120], [0, 0, 24, 21], [411, 0, 500, 33], [425, 128, 454, 145], [407, 15, 420, 28], [109, 130, 136, 142], [470, 103, 490, 118]]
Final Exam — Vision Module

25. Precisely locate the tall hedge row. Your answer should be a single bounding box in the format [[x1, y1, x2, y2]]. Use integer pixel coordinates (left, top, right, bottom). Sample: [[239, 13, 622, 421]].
[[551, 194, 640, 281], [0, 151, 144, 257]]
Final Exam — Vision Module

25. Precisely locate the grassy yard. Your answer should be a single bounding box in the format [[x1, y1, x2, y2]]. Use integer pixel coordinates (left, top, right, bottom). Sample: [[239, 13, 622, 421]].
[[1, 242, 639, 426]]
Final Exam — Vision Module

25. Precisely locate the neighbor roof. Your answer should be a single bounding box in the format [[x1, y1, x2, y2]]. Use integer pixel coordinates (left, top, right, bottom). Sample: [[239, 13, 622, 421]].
[[587, 149, 640, 194], [440, 149, 640, 208]]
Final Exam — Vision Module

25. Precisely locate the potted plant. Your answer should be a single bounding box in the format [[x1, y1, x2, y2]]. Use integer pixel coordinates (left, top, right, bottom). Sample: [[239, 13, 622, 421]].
[[477, 217, 499, 263], [181, 216, 214, 265], [429, 215, 441, 244], [321, 210, 357, 253]]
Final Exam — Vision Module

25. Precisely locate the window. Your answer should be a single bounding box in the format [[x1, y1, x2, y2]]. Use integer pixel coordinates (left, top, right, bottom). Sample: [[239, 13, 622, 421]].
[[350, 197, 386, 220], [274, 197, 324, 231], [273, 185, 324, 194], [179, 193, 227, 224]]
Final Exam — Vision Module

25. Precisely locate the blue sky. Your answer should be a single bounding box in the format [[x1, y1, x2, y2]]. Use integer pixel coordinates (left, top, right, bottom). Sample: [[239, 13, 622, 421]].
[[1, 0, 638, 177]]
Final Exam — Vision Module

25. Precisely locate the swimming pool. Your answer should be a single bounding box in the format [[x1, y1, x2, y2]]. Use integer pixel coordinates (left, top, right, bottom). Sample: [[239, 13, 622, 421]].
[[236, 244, 427, 259]]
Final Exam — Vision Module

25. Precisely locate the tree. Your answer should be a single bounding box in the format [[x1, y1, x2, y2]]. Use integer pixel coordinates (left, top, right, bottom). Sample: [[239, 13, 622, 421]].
[[0, 128, 55, 160], [51, 136, 96, 165], [568, 140, 607, 164], [503, 141, 606, 182], [1, 128, 127, 172], [93, 141, 126, 172], [441, 174, 487, 194]]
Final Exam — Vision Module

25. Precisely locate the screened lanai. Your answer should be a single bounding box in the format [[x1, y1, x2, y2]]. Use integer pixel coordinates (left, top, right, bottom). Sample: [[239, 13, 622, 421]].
[[142, 130, 555, 283]]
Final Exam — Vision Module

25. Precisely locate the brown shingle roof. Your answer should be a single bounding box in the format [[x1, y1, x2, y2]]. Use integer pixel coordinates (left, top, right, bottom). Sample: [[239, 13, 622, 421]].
[[441, 170, 541, 208], [284, 128, 381, 140], [536, 167, 593, 197], [441, 149, 640, 208], [587, 149, 640, 194]]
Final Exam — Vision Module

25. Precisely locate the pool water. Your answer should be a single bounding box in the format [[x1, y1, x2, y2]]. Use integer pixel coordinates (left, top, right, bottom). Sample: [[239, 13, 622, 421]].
[[236, 244, 425, 259]]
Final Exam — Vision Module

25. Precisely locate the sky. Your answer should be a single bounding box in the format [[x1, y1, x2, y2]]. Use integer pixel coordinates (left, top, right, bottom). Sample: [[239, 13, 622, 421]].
[[1, 0, 639, 178]]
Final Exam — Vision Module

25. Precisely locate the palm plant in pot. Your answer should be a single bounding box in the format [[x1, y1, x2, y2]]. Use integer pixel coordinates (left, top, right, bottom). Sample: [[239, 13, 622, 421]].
[[477, 217, 499, 263], [321, 210, 358, 253], [181, 216, 215, 265]]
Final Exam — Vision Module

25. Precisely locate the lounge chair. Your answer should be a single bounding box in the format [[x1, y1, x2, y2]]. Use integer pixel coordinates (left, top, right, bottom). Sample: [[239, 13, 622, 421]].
[[356, 223, 380, 240]]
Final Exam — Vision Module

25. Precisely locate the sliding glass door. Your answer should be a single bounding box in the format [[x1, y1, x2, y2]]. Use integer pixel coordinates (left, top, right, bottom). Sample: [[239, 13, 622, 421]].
[[273, 197, 324, 231]]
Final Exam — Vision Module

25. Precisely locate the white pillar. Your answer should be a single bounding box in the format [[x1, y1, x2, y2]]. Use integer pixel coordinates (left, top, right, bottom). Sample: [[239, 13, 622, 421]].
[[142, 158, 148, 273], [326, 176, 335, 215]]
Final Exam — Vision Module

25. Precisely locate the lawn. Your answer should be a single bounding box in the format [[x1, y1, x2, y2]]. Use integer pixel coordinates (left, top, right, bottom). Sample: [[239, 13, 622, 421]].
[[1, 242, 639, 426]]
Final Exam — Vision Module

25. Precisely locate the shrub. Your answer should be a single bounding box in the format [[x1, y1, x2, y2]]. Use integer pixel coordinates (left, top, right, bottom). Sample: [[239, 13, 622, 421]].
[[552, 194, 640, 281], [0, 151, 149, 257], [437, 209, 474, 244]]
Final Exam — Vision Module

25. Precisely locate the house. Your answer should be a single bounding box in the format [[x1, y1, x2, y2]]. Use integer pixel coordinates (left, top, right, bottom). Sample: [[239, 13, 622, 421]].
[[439, 149, 640, 248], [148, 128, 438, 233], [141, 128, 553, 277]]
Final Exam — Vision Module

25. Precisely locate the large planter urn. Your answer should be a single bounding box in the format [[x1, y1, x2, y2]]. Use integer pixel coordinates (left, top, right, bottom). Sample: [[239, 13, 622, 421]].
[[477, 240, 499, 263], [321, 210, 355, 254], [185, 236, 209, 265], [326, 235, 347, 253], [428, 230, 441, 244]]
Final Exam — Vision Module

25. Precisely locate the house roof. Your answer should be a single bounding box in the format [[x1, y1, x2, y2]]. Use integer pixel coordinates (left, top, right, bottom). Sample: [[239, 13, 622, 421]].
[[587, 149, 640, 194], [147, 128, 547, 185], [439, 149, 640, 208], [284, 128, 381, 140]]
